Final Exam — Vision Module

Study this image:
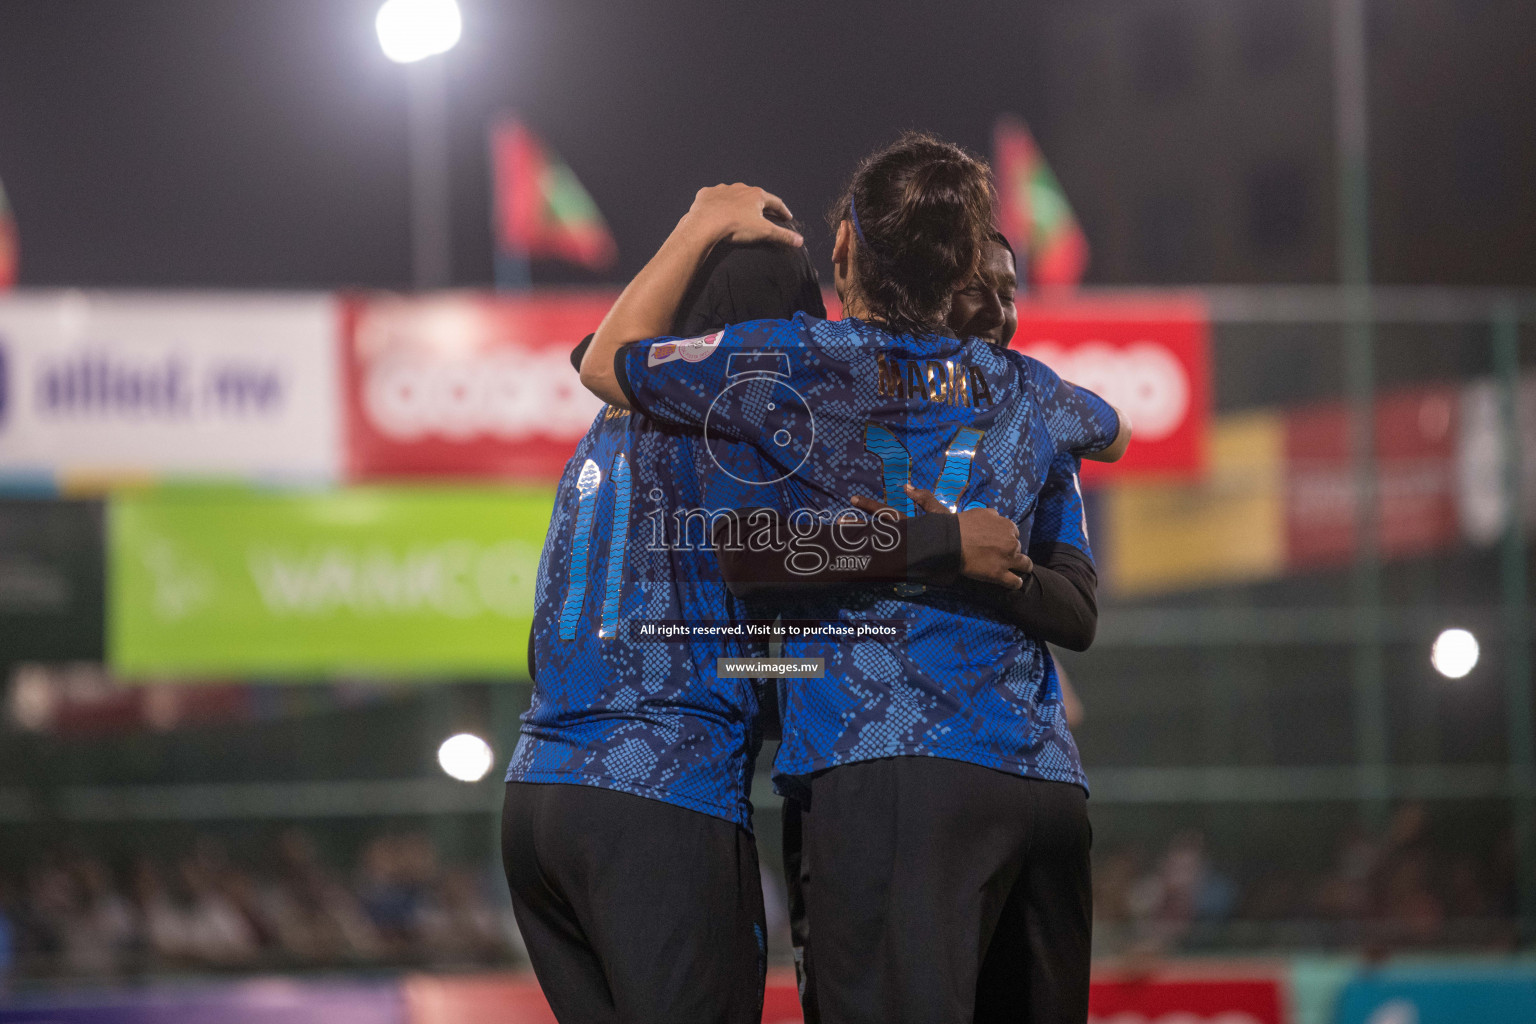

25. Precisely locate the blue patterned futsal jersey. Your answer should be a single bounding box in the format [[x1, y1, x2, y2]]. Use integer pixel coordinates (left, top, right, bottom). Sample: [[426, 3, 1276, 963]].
[[616, 314, 1120, 795], [1028, 452, 1092, 561], [505, 404, 764, 830]]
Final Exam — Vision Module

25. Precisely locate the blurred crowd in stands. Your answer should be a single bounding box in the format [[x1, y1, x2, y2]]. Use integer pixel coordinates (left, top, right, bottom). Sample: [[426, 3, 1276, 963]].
[[0, 804, 1521, 984], [1094, 804, 1520, 955], [0, 830, 524, 982]]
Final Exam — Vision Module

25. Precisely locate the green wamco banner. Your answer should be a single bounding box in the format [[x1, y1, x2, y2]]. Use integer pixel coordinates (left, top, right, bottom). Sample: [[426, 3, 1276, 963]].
[[108, 487, 553, 678]]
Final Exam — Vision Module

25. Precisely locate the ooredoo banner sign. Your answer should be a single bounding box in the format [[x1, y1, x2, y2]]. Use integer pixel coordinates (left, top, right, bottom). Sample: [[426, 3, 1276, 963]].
[[1012, 296, 1211, 481], [108, 487, 553, 678], [343, 293, 613, 481], [0, 292, 341, 485]]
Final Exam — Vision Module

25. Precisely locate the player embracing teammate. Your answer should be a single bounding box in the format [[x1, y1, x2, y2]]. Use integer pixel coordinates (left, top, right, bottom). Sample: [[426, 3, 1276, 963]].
[[505, 132, 1128, 1024]]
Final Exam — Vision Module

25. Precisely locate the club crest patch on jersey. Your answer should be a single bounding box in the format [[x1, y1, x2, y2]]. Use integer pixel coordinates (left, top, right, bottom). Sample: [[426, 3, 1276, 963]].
[[649, 331, 723, 367]]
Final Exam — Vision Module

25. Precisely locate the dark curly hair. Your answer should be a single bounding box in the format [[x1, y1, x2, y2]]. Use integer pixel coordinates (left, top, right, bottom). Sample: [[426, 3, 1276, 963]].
[[829, 132, 996, 335]]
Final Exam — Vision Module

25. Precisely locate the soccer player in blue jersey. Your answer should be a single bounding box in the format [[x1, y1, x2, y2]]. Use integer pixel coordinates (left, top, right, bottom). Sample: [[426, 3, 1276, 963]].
[[911, 231, 1105, 1024], [581, 134, 1128, 1024], [948, 231, 1102, 686], [735, 231, 1105, 1024], [501, 220, 818, 1024]]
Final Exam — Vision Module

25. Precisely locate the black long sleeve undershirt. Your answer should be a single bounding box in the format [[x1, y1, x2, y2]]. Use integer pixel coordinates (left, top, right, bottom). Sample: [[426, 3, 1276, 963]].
[[710, 510, 1099, 651], [953, 541, 1098, 652]]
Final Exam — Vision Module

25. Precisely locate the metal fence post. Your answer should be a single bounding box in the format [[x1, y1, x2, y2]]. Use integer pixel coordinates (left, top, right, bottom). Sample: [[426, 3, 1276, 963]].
[[1333, 0, 1389, 825], [1494, 306, 1535, 941]]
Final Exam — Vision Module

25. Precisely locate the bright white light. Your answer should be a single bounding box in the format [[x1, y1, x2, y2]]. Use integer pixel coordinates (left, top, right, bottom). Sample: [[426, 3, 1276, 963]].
[[376, 0, 462, 64], [1431, 628, 1480, 679], [437, 732, 494, 782]]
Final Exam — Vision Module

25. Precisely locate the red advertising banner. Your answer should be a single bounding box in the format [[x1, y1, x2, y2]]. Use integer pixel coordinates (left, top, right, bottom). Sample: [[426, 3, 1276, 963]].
[[1011, 296, 1212, 482], [7, 664, 255, 737], [399, 970, 1285, 1024], [343, 293, 615, 481], [344, 292, 1212, 485], [401, 971, 1284, 1024], [1089, 974, 1284, 1024], [1284, 386, 1460, 569]]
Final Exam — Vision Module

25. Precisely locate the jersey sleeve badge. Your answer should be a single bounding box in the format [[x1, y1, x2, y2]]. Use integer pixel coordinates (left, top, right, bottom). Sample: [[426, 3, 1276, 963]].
[[648, 331, 723, 367]]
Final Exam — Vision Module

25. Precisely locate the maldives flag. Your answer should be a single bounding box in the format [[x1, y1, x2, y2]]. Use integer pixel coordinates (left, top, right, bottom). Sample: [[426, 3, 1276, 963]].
[[0, 177, 16, 290], [994, 115, 1088, 288], [490, 119, 617, 272]]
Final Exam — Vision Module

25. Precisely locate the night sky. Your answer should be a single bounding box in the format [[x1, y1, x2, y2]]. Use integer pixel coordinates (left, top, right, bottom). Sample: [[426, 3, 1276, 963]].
[[0, 0, 1048, 290], [1, 1, 1533, 290]]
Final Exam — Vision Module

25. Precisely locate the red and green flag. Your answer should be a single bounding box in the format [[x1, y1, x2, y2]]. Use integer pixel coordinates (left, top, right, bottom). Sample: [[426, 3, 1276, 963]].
[[0, 177, 16, 290], [994, 115, 1088, 288], [490, 119, 616, 281]]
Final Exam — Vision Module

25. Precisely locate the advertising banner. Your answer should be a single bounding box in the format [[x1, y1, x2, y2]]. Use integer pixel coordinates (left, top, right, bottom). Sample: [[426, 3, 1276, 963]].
[[1332, 968, 1536, 1024], [5, 663, 263, 736], [0, 292, 341, 486], [401, 972, 806, 1024], [345, 293, 1213, 485], [1456, 376, 1536, 545], [108, 487, 553, 678], [343, 293, 612, 482], [1104, 410, 1284, 596], [0, 498, 104, 662], [1284, 386, 1460, 570], [1012, 296, 1211, 482], [1088, 973, 1284, 1024]]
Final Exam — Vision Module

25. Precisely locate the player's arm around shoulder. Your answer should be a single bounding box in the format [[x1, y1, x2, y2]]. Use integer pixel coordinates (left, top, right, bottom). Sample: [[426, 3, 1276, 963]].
[[1001, 347, 1132, 463], [1086, 405, 1132, 463]]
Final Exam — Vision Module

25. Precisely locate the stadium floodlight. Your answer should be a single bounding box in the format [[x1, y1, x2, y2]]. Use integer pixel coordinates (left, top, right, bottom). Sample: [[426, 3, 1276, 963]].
[[1431, 628, 1479, 680], [376, 0, 458, 288], [437, 732, 494, 782], [376, 0, 462, 64]]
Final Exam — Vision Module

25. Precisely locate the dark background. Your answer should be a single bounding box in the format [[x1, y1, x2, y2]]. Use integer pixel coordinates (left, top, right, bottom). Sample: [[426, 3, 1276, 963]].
[[1, 0, 1532, 291]]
